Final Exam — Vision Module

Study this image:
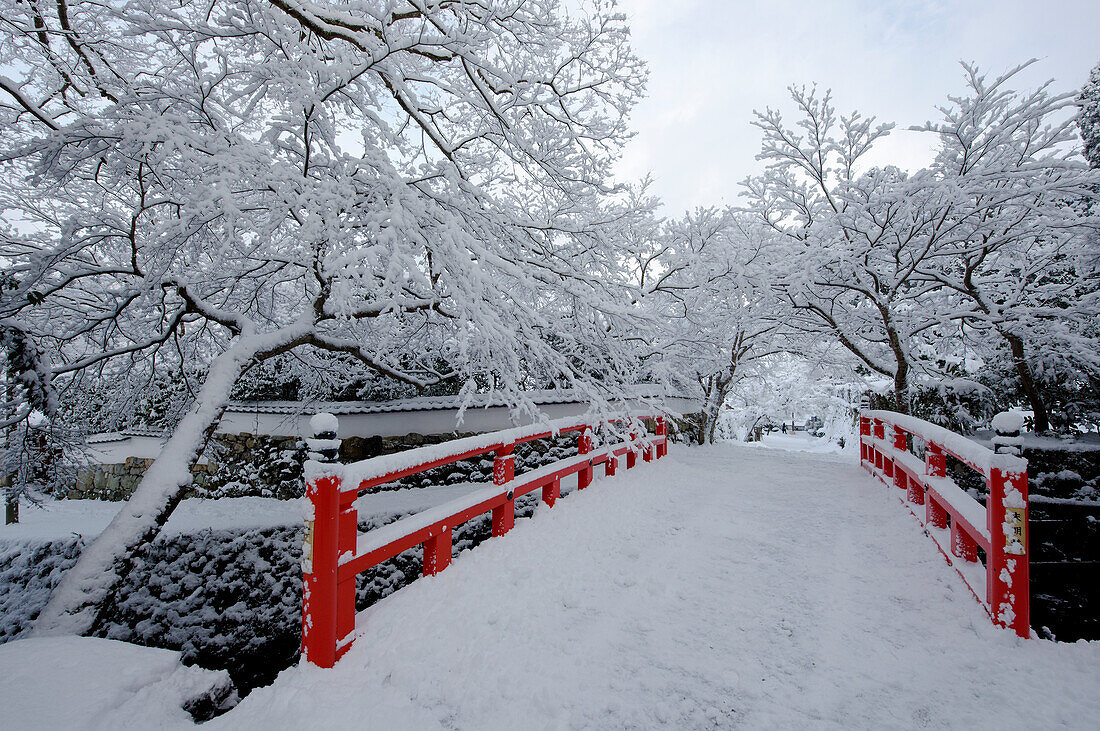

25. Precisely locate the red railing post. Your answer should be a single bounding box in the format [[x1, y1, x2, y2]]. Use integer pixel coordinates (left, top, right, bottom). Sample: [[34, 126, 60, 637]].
[[925, 441, 946, 478], [906, 472, 925, 505], [927, 496, 949, 530], [655, 416, 667, 458], [872, 418, 884, 471], [891, 425, 907, 490], [423, 524, 452, 576], [302, 414, 342, 668], [950, 520, 978, 562], [336, 494, 357, 650], [640, 420, 653, 463], [860, 415, 871, 467], [626, 429, 638, 469], [542, 476, 560, 507], [925, 441, 947, 527], [577, 427, 593, 489], [988, 416, 1029, 638], [605, 454, 617, 477], [492, 445, 515, 536]]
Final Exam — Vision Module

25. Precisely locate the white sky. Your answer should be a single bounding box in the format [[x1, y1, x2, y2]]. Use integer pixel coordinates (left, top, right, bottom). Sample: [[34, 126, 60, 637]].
[[613, 0, 1100, 214]]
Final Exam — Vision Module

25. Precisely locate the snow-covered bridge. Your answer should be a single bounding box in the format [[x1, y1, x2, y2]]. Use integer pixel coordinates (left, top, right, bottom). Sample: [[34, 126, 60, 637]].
[[213, 440, 1098, 729]]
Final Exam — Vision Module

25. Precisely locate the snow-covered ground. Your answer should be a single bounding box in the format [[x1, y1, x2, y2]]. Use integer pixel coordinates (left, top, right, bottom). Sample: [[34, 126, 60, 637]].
[[745, 430, 856, 457], [209, 443, 1099, 729], [0, 486, 484, 543], [0, 636, 232, 729]]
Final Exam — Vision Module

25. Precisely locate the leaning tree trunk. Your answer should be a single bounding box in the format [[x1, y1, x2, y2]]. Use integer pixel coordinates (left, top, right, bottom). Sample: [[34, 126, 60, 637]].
[[1006, 332, 1050, 434], [32, 335, 273, 637]]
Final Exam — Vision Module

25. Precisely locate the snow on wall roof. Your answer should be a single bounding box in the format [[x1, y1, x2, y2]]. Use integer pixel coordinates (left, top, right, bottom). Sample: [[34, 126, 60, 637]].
[[223, 388, 690, 417]]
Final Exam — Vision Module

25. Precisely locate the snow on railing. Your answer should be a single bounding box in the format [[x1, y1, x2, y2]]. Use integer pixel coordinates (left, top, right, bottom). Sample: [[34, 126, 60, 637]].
[[300, 413, 668, 668], [860, 410, 1030, 638]]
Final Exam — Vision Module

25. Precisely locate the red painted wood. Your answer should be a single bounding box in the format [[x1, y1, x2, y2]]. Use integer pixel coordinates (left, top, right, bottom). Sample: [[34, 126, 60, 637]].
[[542, 476, 560, 507], [988, 466, 1030, 638], [302, 474, 340, 668], [951, 518, 978, 562], [423, 524, 452, 577]]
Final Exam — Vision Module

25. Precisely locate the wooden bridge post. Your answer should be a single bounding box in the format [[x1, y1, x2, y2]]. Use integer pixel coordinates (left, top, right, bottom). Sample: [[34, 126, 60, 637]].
[[626, 429, 638, 469], [336, 481, 358, 650], [860, 415, 871, 467], [988, 415, 1030, 638], [302, 414, 342, 668], [542, 476, 560, 507], [578, 427, 593, 489], [492, 444, 516, 536], [925, 442, 948, 527], [423, 524, 452, 576], [872, 418, 884, 471], [892, 425, 907, 491], [950, 520, 978, 563], [655, 416, 667, 458]]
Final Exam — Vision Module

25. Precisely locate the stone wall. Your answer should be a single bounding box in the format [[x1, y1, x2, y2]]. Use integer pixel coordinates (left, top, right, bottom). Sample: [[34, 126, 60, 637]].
[[67, 433, 293, 501], [69, 458, 217, 501]]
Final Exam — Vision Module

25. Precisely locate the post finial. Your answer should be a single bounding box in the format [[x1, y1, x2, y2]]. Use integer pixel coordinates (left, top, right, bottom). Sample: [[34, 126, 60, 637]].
[[308, 412, 341, 463], [991, 411, 1024, 456]]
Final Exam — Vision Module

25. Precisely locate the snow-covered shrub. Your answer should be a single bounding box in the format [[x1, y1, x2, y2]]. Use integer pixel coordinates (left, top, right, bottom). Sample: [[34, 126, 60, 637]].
[[0, 537, 84, 642], [196, 436, 306, 501], [909, 380, 996, 435]]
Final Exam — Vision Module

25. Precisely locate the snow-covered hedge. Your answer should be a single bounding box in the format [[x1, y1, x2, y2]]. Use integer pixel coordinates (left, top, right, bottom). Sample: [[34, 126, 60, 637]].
[[0, 538, 84, 643]]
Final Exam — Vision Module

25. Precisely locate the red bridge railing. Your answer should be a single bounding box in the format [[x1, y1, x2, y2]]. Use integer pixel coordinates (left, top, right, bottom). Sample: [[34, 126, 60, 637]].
[[301, 413, 668, 667], [860, 409, 1030, 637]]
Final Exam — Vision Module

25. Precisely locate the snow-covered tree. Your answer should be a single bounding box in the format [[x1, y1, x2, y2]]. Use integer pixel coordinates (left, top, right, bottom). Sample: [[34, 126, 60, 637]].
[[914, 62, 1100, 433], [1078, 61, 1100, 169], [0, 0, 648, 636], [743, 68, 1100, 427], [742, 87, 948, 413], [637, 210, 787, 443]]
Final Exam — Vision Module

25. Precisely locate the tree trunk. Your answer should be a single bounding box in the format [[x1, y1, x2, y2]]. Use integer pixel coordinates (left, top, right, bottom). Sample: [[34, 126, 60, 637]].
[[1006, 333, 1050, 434], [4, 488, 16, 525], [886, 320, 910, 415], [697, 375, 728, 445], [32, 335, 272, 637], [892, 362, 909, 415]]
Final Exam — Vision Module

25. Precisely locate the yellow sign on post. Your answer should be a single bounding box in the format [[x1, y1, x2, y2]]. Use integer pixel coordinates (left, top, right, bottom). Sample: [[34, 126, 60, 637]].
[[303, 519, 315, 567], [1004, 508, 1026, 554]]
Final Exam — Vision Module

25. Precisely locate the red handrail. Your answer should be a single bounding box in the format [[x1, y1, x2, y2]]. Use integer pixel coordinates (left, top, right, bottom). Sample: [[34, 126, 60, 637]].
[[860, 410, 1029, 638], [301, 414, 669, 667]]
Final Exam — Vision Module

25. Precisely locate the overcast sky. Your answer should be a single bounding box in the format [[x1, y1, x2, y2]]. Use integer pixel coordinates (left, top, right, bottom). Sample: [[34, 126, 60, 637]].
[[613, 0, 1100, 214]]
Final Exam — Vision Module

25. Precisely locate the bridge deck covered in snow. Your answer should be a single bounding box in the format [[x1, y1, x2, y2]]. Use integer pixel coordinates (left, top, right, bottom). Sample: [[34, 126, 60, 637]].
[[219, 441, 1100, 729]]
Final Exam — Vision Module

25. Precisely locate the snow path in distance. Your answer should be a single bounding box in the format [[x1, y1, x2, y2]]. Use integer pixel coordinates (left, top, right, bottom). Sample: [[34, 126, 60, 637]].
[[217, 443, 1100, 729]]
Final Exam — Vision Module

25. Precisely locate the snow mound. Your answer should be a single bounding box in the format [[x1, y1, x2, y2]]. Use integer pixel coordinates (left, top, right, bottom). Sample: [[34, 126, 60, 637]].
[[309, 412, 339, 435], [992, 411, 1026, 434], [0, 636, 236, 728]]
